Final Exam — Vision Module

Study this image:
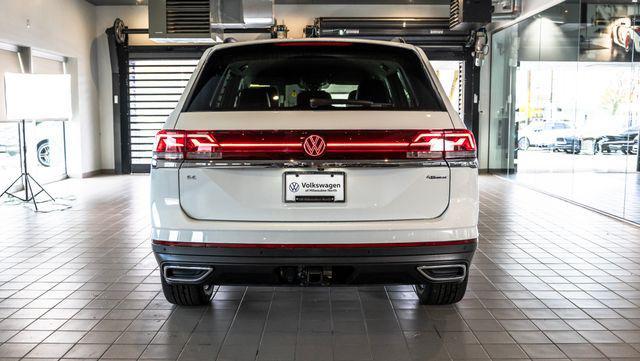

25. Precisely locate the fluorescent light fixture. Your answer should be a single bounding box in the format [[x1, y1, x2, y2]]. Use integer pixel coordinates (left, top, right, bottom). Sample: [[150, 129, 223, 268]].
[[4, 73, 72, 120]]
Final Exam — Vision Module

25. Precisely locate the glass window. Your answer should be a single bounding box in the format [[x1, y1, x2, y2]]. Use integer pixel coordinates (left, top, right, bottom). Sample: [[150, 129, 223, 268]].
[[0, 49, 23, 190], [488, 0, 640, 224], [185, 43, 445, 112]]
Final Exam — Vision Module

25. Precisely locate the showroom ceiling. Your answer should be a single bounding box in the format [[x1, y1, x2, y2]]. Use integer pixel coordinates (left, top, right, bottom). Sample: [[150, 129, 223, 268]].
[[86, 0, 447, 5]]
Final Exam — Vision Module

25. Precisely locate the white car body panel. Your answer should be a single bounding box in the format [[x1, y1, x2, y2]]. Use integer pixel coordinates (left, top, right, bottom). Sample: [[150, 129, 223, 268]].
[[151, 167, 478, 245], [179, 166, 452, 222], [152, 38, 478, 246]]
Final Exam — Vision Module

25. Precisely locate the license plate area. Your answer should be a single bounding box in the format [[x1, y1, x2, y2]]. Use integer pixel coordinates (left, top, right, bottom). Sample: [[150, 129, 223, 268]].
[[284, 172, 345, 203]]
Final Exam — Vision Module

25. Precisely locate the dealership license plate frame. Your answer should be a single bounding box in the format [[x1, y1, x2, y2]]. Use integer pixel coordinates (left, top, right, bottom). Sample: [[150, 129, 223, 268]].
[[283, 171, 346, 203]]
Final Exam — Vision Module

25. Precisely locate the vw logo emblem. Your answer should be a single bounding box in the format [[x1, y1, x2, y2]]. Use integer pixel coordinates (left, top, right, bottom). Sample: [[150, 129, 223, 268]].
[[303, 135, 326, 157], [289, 182, 300, 193]]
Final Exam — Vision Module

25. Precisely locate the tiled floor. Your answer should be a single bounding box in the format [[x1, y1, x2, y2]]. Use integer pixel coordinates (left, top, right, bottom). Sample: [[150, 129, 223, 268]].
[[1, 175, 640, 360]]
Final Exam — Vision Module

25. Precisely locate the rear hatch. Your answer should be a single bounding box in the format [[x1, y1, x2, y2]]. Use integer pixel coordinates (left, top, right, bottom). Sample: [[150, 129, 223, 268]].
[[154, 41, 474, 222], [174, 112, 455, 222]]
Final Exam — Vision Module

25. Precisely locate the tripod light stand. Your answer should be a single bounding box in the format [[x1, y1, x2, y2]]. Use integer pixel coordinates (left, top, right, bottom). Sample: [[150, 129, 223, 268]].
[[1, 73, 71, 211], [0, 119, 55, 210]]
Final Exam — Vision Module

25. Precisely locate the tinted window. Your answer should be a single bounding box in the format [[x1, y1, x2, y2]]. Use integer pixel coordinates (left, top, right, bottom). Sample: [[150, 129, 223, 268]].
[[185, 42, 445, 112]]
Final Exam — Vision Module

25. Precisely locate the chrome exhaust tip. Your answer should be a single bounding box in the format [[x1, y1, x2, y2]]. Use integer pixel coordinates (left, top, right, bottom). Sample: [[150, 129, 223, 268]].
[[163, 265, 214, 284], [417, 264, 466, 283]]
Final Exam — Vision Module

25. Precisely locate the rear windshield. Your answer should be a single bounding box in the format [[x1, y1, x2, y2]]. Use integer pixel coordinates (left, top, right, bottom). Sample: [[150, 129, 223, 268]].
[[184, 42, 445, 112]]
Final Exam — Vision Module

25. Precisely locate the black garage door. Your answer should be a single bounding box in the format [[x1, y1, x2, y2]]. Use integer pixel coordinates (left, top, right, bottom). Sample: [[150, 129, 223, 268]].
[[128, 56, 199, 173]]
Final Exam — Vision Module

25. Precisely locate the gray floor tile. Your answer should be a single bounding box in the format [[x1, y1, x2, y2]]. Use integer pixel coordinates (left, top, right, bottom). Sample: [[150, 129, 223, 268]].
[[3, 176, 640, 361]]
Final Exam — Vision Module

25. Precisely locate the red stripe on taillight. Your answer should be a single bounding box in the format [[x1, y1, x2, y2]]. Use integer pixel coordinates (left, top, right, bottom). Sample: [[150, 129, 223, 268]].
[[185, 131, 221, 159], [153, 129, 476, 161], [152, 239, 477, 249]]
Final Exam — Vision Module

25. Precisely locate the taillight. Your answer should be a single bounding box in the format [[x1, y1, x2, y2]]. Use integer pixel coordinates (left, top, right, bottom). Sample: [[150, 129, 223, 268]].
[[185, 131, 221, 159], [407, 131, 445, 159], [443, 129, 477, 159], [408, 129, 476, 160], [154, 130, 222, 160], [153, 129, 476, 161], [153, 130, 185, 160]]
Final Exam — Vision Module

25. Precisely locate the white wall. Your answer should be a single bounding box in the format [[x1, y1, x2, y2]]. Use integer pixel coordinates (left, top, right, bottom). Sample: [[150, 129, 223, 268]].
[[0, 0, 99, 178]]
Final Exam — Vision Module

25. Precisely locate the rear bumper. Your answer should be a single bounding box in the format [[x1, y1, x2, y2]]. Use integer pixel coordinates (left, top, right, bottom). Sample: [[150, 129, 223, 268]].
[[152, 239, 477, 286]]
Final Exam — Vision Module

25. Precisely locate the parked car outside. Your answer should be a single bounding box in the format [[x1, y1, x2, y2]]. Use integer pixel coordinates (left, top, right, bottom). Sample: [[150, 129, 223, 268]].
[[598, 127, 639, 154], [150, 38, 479, 306], [518, 120, 575, 150], [0, 122, 51, 167], [553, 135, 582, 154]]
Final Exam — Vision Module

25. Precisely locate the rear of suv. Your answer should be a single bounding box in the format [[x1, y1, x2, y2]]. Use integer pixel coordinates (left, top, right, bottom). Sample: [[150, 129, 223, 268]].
[[150, 39, 478, 306]]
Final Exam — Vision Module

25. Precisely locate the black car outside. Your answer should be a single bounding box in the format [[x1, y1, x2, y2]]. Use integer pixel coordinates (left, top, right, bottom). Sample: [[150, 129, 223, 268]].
[[599, 128, 639, 154]]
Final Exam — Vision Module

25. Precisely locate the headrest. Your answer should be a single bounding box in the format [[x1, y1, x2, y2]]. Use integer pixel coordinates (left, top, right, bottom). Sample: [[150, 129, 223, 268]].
[[236, 88, 272, 110], [297, 90, 332, 109], [356, 79, 390, 104]]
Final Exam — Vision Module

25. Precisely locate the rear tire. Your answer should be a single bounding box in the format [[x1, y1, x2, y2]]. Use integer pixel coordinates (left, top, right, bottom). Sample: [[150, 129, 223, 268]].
[[161, 275, 213, 306], [414, 276, 468, 305], [37, 140, 51, 167]]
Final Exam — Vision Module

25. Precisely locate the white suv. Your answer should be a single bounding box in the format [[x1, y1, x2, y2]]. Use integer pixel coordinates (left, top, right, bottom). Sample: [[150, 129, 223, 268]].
[[150, 39, 478, 306]]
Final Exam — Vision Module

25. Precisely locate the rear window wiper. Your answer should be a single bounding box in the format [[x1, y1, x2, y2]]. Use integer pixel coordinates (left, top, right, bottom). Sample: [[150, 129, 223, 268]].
[[309, 98, 392, 109]]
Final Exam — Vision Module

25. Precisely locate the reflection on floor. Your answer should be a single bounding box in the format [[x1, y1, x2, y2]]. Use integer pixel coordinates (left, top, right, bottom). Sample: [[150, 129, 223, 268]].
[[1, 175, 640, 360], [517, 150, 638, 174], [509, 172, 640, 225], [511, 150, 640, 224]]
